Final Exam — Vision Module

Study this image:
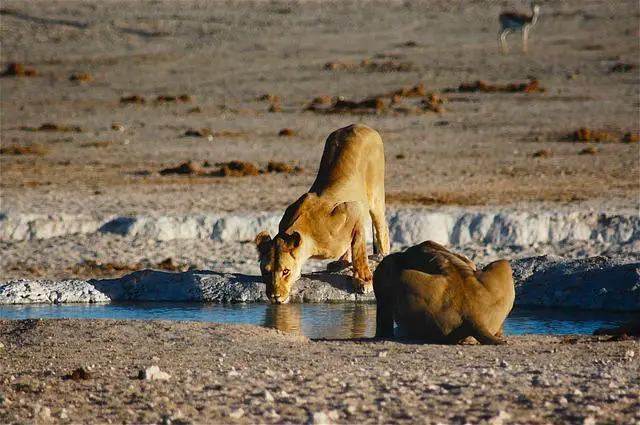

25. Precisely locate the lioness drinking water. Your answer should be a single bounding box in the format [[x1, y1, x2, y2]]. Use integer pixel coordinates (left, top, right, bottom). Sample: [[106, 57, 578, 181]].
[[255, 124, 390, 304], [373, 240, 514, 344]]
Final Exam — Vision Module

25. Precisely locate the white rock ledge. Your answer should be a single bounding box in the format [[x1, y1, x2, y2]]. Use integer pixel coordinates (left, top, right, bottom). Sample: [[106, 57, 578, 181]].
[[1, 256, 638, 311], [1, 210, 639, 247]]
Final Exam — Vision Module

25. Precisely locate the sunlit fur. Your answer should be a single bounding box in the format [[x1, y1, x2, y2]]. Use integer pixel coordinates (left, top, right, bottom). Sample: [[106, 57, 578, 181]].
[[255, 124, 390, 304], [374, 241, 515, 345]]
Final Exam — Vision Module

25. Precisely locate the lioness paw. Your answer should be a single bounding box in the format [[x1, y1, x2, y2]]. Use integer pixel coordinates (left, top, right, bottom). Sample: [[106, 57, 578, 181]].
[[352, 278, 373, 294], [353, 267, 373, 283]]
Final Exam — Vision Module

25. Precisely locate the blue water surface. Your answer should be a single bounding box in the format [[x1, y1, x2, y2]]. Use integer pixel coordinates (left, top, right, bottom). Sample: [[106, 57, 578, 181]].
[[0, 303, 634, 339]]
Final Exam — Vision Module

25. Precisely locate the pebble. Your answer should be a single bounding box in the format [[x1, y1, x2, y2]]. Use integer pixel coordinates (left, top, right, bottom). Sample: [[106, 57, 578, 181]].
[[488, 410, 512, 425], [263, 408, 280, 420], [0, 342, 4, 350], [583, 416, 596, 425], [34, 404, 52, 422], [264, 389, 275, 402], [378, 351, 388, 358], [229, 408, 244, 419], [308, 410, 339, 425], [624, 350, 635, 359], [138, 365, 171, 381]]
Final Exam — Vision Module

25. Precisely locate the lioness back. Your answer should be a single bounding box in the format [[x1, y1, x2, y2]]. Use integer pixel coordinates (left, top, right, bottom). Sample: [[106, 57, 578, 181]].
[[310, 124, 384, 201]]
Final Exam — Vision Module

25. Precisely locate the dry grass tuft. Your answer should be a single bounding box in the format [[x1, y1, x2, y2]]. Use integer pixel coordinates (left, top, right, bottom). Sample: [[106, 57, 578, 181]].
[[0, 144, 50, 156], [1, 62, 37, 77]]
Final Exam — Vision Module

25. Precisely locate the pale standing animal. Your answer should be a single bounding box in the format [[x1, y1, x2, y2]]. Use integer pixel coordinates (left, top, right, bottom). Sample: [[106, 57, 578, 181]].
[[498, 3, 541, 52]]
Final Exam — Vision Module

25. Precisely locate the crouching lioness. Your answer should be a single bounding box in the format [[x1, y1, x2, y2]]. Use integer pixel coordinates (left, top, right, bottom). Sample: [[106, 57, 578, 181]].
[[373, 241, 514, 344], [255, 124, 390, 304]]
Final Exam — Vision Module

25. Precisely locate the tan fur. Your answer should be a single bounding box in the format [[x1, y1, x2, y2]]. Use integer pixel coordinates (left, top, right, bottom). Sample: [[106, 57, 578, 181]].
[[255, 124, 390, 304], [373, 240, 514, 345]]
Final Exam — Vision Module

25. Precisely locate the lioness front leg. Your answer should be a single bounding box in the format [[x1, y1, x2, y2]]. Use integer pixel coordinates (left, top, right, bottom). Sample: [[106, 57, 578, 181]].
[[351, 218, 372, 293]]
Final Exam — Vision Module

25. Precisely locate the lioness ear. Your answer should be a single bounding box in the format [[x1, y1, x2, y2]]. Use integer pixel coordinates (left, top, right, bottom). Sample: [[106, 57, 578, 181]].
[[290, 231, 301, 248], [254, 230, 272, 254]]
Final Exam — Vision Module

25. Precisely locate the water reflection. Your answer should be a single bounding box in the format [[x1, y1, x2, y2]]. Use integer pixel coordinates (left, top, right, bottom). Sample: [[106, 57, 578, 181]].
[[263, 304, 303, 335], [262, 303, 377, 339], [0, 303, 633, 339]]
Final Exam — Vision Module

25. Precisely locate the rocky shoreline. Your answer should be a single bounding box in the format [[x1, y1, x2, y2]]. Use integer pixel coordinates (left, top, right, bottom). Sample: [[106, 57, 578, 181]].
[[2, 255, 639, 311]]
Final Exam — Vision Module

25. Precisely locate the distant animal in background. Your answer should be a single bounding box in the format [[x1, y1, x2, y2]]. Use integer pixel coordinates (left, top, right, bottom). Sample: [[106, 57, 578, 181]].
[[498, 2, 541, 52]]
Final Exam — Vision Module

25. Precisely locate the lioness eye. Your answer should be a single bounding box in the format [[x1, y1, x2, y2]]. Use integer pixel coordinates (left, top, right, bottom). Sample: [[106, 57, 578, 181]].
[[282, 269, 290, 276]]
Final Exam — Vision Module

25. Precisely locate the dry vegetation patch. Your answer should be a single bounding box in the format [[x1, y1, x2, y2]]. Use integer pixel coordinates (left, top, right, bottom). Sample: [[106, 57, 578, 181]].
[[569, 127, 639, 143], [0, 62, 37, 77], [457, 79, 544, 93], [69, 72, 94, 83], [0, 144, 50, 156], [21, 123, 83, 133], [324, 59, 414, 72], [158, 160, 302, 177]]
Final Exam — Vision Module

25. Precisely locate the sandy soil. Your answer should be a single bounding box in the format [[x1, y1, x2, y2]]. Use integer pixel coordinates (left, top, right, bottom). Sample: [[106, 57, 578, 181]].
[[0, 319, 638, 424], [0, 0, 638, 216]]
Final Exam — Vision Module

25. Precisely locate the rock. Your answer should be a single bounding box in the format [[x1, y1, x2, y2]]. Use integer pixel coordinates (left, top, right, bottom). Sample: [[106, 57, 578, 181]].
[[264, 389, 274, 402], [488, 410, 512, 425], [138, 365, 171, 381], [308, 410, 338, 425], [512, 256, 640, 310], [2, 209, 638, 245], [64, 367, 92, 380], [229, 408, 244, 419], [33, 404, 52, 422]]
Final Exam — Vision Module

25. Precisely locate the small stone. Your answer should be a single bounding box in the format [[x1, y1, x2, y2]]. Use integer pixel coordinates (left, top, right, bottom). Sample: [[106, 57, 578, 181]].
[[227, 367, 240, 377], [557, 396, 569, 406], [138, 365, 171, 381], [583, 416, 596, 425], [229, 408, 244, 419], [378, 351, 388, 358], [489, 410, 512, 425], [264, 409, 280, 419], [624, 350, 635, 359], [264, 389, 275, 402], [111, 123, 125, 132], [34, 404, 52, 422], [499, 360, 509, 368], [308, 410, 336, 425], [59, 408, 69, 420]]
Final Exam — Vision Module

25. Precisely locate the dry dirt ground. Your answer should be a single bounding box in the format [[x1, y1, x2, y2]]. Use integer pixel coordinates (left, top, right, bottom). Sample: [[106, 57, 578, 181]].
[[0, 319, 639, 425], [0, 0, 638, 216]]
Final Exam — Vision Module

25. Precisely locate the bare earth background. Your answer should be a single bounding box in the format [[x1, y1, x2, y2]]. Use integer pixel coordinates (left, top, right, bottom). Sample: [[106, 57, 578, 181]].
[[0, 0, 638, 281], [0, 2, 639, 423]]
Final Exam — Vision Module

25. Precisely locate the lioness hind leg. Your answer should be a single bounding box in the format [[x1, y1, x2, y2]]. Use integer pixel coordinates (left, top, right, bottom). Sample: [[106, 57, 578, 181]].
[[370, 206, 390, 256], [472, 322, 507, 345]]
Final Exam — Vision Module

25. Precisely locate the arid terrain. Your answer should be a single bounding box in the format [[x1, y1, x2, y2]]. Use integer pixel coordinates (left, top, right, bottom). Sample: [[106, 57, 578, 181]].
[[0, 0, 638, 217], [0, 319, 639, 425], [0, 2, 639, 423], [1, 0, 639, 281]]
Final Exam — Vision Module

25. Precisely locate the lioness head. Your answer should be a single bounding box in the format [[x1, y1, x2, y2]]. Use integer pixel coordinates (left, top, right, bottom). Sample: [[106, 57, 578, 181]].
[[255, 230, 303, 304]]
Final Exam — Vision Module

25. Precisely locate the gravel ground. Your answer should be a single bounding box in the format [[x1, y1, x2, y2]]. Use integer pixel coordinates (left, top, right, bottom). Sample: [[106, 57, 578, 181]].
[[0, 319, 638, 425]]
